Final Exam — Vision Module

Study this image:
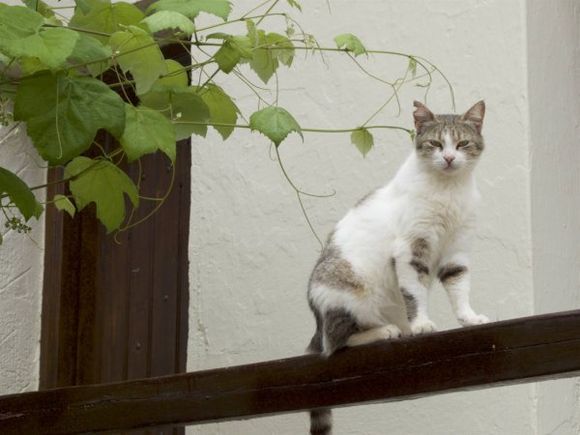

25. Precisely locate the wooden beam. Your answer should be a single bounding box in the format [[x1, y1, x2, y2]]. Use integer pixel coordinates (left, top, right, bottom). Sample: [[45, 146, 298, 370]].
[[3, 310, 580, 434]]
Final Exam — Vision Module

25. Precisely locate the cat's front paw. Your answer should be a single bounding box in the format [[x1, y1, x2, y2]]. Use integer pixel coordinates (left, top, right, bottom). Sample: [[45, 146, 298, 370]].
[[458, 313, 490, 327], [378, 324, 403, 340], [410, 318, 437, 335]]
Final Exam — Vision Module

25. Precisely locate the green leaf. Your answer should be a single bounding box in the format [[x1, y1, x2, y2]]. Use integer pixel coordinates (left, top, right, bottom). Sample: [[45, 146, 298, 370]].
[[214, 36, 253, 73], [14, 72, 125, 165], [53, 194, 76, 217], [249, 106, 303, 146], [70, 0, 145, 44], [148, 0, 232, 20], [119, 104, 176, 162], [286, 0, 302, 10], [65, 157, 138, 233], [205, 32, 230, 40], [351, 128, 374, 157], [19, 57, 48, 75], [141, 88, 210, 140], [213, 43, 238, 74], [250, 35, 276, 82], [0, 5, 78, 68], [140, 10, 195, 35], [230, 35, 254, 57], [246, 19, 258, 44], [149, 59, 188, 92], [408, 57, 417, 78], [0, 4, 43, 44], [74, 0, 92, 14], [248, 31, 293, 83], [0, 167, 42, 220], [199, 84, 239, 140], [167, 90, 210, 140], [11, 28, 79, 69], [0, 82, 17, 100], [334, 33, 367, 56], [68, 33, 112, 76], [110, 26, 167, 95], [250, 50, 276, 83], [267, 33, 294, 67], [21, 0, 57, 20]]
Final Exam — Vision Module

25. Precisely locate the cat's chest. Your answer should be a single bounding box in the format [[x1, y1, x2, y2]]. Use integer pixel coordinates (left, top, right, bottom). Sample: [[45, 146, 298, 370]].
[[408, 191, 473, 236]]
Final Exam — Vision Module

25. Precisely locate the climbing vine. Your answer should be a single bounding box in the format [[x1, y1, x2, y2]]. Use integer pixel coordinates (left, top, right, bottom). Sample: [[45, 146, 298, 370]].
[[0, 0, 454, 245]]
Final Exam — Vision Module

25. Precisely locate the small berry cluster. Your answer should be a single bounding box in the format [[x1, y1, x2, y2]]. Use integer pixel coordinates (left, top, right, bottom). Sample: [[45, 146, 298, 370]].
[[4, 217, 31, 234]]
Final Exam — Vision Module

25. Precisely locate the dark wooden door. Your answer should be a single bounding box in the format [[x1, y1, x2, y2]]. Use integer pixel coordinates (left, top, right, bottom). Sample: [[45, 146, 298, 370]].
[[40, 142, 190, 384], [39, 21, 191, 435]]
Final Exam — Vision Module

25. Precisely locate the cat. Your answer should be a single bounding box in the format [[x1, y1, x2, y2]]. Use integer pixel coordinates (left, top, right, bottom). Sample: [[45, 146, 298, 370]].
[[306, 100, 490, 435]]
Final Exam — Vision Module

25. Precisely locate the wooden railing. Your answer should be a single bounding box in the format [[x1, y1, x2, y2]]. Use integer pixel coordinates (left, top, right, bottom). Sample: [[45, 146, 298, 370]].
[[1, 310, 580, 434]]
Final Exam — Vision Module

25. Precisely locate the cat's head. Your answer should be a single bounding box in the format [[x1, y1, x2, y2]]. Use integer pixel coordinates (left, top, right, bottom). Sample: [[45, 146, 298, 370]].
[[413, 100, 485, 175]]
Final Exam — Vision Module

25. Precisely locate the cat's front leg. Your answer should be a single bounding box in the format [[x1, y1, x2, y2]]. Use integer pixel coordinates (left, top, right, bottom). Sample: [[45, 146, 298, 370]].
[[438, 256, 489, 326], [394, 238, 436, 335]]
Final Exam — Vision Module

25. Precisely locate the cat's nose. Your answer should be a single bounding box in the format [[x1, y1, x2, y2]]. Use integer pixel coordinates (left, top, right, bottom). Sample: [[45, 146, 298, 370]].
[[444, 155, 455, 165]]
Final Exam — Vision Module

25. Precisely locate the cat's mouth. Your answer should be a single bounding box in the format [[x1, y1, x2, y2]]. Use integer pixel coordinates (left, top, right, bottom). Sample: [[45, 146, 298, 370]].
[[441, 163, 458, 173]]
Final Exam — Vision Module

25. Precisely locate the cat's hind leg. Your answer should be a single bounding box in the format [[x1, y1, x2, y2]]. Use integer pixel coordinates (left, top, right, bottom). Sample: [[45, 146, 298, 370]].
[[321, 307, 360, 355], [322, 308, 401, 351], [346, 324, 402, 346]]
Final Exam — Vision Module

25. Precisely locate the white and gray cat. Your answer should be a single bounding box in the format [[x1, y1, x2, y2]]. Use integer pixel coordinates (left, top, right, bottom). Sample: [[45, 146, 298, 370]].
[[307, 100, 490, 435]]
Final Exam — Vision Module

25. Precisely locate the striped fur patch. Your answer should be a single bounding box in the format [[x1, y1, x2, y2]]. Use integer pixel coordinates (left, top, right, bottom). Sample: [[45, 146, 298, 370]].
[[438, 264, 467, 284]]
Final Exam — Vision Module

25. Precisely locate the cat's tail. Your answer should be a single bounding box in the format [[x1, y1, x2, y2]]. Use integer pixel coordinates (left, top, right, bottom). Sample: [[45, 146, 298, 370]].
[[310, 408, 332, 435], [306, 328, 333, 435]]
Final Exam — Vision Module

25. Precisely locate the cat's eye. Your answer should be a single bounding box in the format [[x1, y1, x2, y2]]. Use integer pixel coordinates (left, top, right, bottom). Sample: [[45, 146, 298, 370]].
[[456, 140, 470, 149], [429, 140, 443, 149]]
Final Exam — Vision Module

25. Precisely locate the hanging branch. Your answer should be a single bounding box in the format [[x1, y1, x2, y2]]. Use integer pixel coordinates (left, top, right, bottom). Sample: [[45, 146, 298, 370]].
[[0, 0, 454, 244]]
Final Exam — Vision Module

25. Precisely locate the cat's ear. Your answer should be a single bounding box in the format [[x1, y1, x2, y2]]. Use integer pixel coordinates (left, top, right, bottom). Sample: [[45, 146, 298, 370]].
[[413, 101, 435, 133], [461, 100, 485, 134]]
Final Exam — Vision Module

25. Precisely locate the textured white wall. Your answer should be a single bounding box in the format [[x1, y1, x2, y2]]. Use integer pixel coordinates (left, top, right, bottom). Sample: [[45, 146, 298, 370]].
[[0, 126, 45, 395], [527, 1, 580, 434], [188, 0, 539, 434], [0, 0, 53, 398]]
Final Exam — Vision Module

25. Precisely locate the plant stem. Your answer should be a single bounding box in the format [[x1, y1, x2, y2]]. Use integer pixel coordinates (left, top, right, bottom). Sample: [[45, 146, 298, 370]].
[[274, 146, 324, 249], [256, 0, 280, 25], [414, 55, 456, 110], [196, 13, 287, 32], [197, 69, 220, 92], [173, 121, 412, 135], [240, 0, 276, 19], [302, 125, 412, 134], [43, 23, 110, 38], [0, 123, 21, 146]]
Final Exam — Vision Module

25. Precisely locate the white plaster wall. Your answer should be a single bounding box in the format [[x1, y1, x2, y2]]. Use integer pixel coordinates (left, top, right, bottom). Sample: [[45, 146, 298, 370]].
[[0, 126, 45, 395], [1, 0, 577, 432], [0, 0, 51, 398], [527, 1, 580, 434], [188, 1, 538, 433]]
